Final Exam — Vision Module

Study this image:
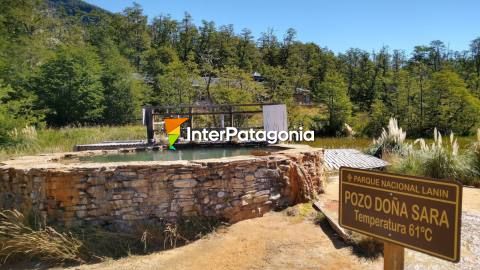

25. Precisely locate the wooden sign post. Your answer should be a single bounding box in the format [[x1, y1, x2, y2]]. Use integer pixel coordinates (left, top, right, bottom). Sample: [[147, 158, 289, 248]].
[[339, 167, 462, 269], [384, 242, 404, 270]]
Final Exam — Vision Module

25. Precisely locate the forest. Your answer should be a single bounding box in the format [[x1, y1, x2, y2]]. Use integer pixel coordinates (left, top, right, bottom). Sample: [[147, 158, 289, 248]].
[[1, 0, 480, 149]]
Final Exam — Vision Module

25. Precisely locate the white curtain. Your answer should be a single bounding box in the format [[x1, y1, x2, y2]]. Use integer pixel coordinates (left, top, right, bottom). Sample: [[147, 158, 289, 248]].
[[262, 104, 288, 133]]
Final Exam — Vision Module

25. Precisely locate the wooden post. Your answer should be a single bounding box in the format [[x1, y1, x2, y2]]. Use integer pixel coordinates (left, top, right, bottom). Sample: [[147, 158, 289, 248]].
[[189, 106, 193, 130], [384, 242, 404, 270], [145, 107, 154, 144]]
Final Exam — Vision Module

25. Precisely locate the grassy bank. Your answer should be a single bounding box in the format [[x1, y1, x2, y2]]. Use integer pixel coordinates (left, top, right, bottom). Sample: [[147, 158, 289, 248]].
[[307, 137, 371, 150], [1, 125, 477, 161], [307, 136, 476, 151], [0, 125, 145, 161]]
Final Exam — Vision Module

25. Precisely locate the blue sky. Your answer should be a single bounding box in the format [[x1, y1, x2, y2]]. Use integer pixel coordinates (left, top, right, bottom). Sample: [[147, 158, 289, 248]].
[[85, 0, 479, 54]]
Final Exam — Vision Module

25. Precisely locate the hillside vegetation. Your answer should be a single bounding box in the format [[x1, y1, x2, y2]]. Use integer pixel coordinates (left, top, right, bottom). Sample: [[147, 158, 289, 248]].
[[1, 0, 480, 150]]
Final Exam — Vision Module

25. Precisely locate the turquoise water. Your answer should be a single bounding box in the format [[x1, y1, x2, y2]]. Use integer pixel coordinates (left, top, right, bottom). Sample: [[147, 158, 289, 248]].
[[79, 146, 280, 163]]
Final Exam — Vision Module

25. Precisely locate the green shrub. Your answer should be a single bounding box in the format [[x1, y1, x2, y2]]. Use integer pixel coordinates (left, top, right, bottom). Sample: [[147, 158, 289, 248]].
[[465, 129, 480, 186], [414, 129, 465, 180], [389, 152, 423, 176], [391, 129, 474, 184]]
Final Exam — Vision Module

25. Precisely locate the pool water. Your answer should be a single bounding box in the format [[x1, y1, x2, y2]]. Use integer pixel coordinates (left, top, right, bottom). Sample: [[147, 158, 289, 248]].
[[79, 147, 280, 163]]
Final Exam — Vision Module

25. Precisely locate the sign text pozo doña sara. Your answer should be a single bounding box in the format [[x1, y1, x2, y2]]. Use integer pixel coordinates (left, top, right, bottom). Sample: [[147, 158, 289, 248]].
[[339, 167, 462, 262]]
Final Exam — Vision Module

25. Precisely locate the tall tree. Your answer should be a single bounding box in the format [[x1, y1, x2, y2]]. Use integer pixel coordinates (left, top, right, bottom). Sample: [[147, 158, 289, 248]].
[[315, 71, 352, 135], [150, 15, 178, 48], [258, 28, 279, 66], [424, 70, 480, 135], [33, 47, 105, 126], [100, 42, 146, 124], [115, 3, 150, 70], [470, 37, 480, 96], [178, 12, 198, 61], [236, 28, 258, 71]]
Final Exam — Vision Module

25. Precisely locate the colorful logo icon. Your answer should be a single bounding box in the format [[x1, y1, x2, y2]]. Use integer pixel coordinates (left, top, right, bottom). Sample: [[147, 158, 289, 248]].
[[164, 118, 189, 150]]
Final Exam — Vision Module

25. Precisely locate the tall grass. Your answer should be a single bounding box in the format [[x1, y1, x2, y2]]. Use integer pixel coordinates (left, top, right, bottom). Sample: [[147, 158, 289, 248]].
[[390, 128, 479, 186], [414, 129, 463, 179], [0, 210, 86, 264], [0, 125, 145, 161], [366, 118, 410, 157], [466, 129, 480, 186], [0, 209, 223, 265]]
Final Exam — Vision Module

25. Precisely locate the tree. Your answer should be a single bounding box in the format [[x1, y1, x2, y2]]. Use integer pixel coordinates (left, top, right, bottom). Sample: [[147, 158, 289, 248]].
[[470, 37, 480, 96], [339, 48, 376, 110], [178, 12, 198, 62], [211, 66, 264, 127], [150, 15, 178, 48], [114, 3, 150, 70], [211, 66, 262, 104], [280, 28, 297, 67], [154, 60, 197, 106], [236, 28, 257, 71], [365, 99, 390, 136], [258, 28, 279, 66], [424, 70, 480, 135], [216, 24, 237, 68], [0, 81, 28, 145], [100, 43, 145, 124], [33, 47, 105, 126], [429, 40, 447, 71], [315, 71, 352, 135], [261, 66, 292, 103]]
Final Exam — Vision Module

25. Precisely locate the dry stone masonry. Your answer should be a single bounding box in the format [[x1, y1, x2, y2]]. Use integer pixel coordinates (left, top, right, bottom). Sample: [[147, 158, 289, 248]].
[[0, 147, 324, 229]]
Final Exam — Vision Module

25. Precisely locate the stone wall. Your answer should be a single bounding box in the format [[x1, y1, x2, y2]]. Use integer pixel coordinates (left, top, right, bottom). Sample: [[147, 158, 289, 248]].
[[0, 148, 324, 228]]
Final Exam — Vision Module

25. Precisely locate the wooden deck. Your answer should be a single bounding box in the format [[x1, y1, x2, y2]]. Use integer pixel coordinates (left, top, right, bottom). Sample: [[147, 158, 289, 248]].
[[324, 149, 388, 171], [74, 141, 148, 151]]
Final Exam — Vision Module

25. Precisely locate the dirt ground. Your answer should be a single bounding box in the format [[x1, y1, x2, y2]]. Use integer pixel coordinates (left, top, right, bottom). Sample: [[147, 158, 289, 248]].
[[66, 209, 381, 270], [59, 175, 480, 270]]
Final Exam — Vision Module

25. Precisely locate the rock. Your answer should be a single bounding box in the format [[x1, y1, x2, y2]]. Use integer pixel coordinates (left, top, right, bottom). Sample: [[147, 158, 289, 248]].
[[173, 179, 198, 188], [86, 186, 105, 197], [254, 168, 268, 178], [76, 210, 87, 218], [87, 176, 105, 185], [245, 175, 255, 181], [269, 193, 281, 200], [241, 194, 253, 200], [129, 179, 149, 188], [253, 195, 269, 203], [255, 190, 270, 197], [122, 214, 141, 220], [231, 200, 242, 207]]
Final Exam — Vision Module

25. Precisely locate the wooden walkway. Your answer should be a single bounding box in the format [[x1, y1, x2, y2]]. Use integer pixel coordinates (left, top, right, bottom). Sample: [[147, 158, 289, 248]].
[[324, 149, 388, 171], [74, 140, 147, 151]]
